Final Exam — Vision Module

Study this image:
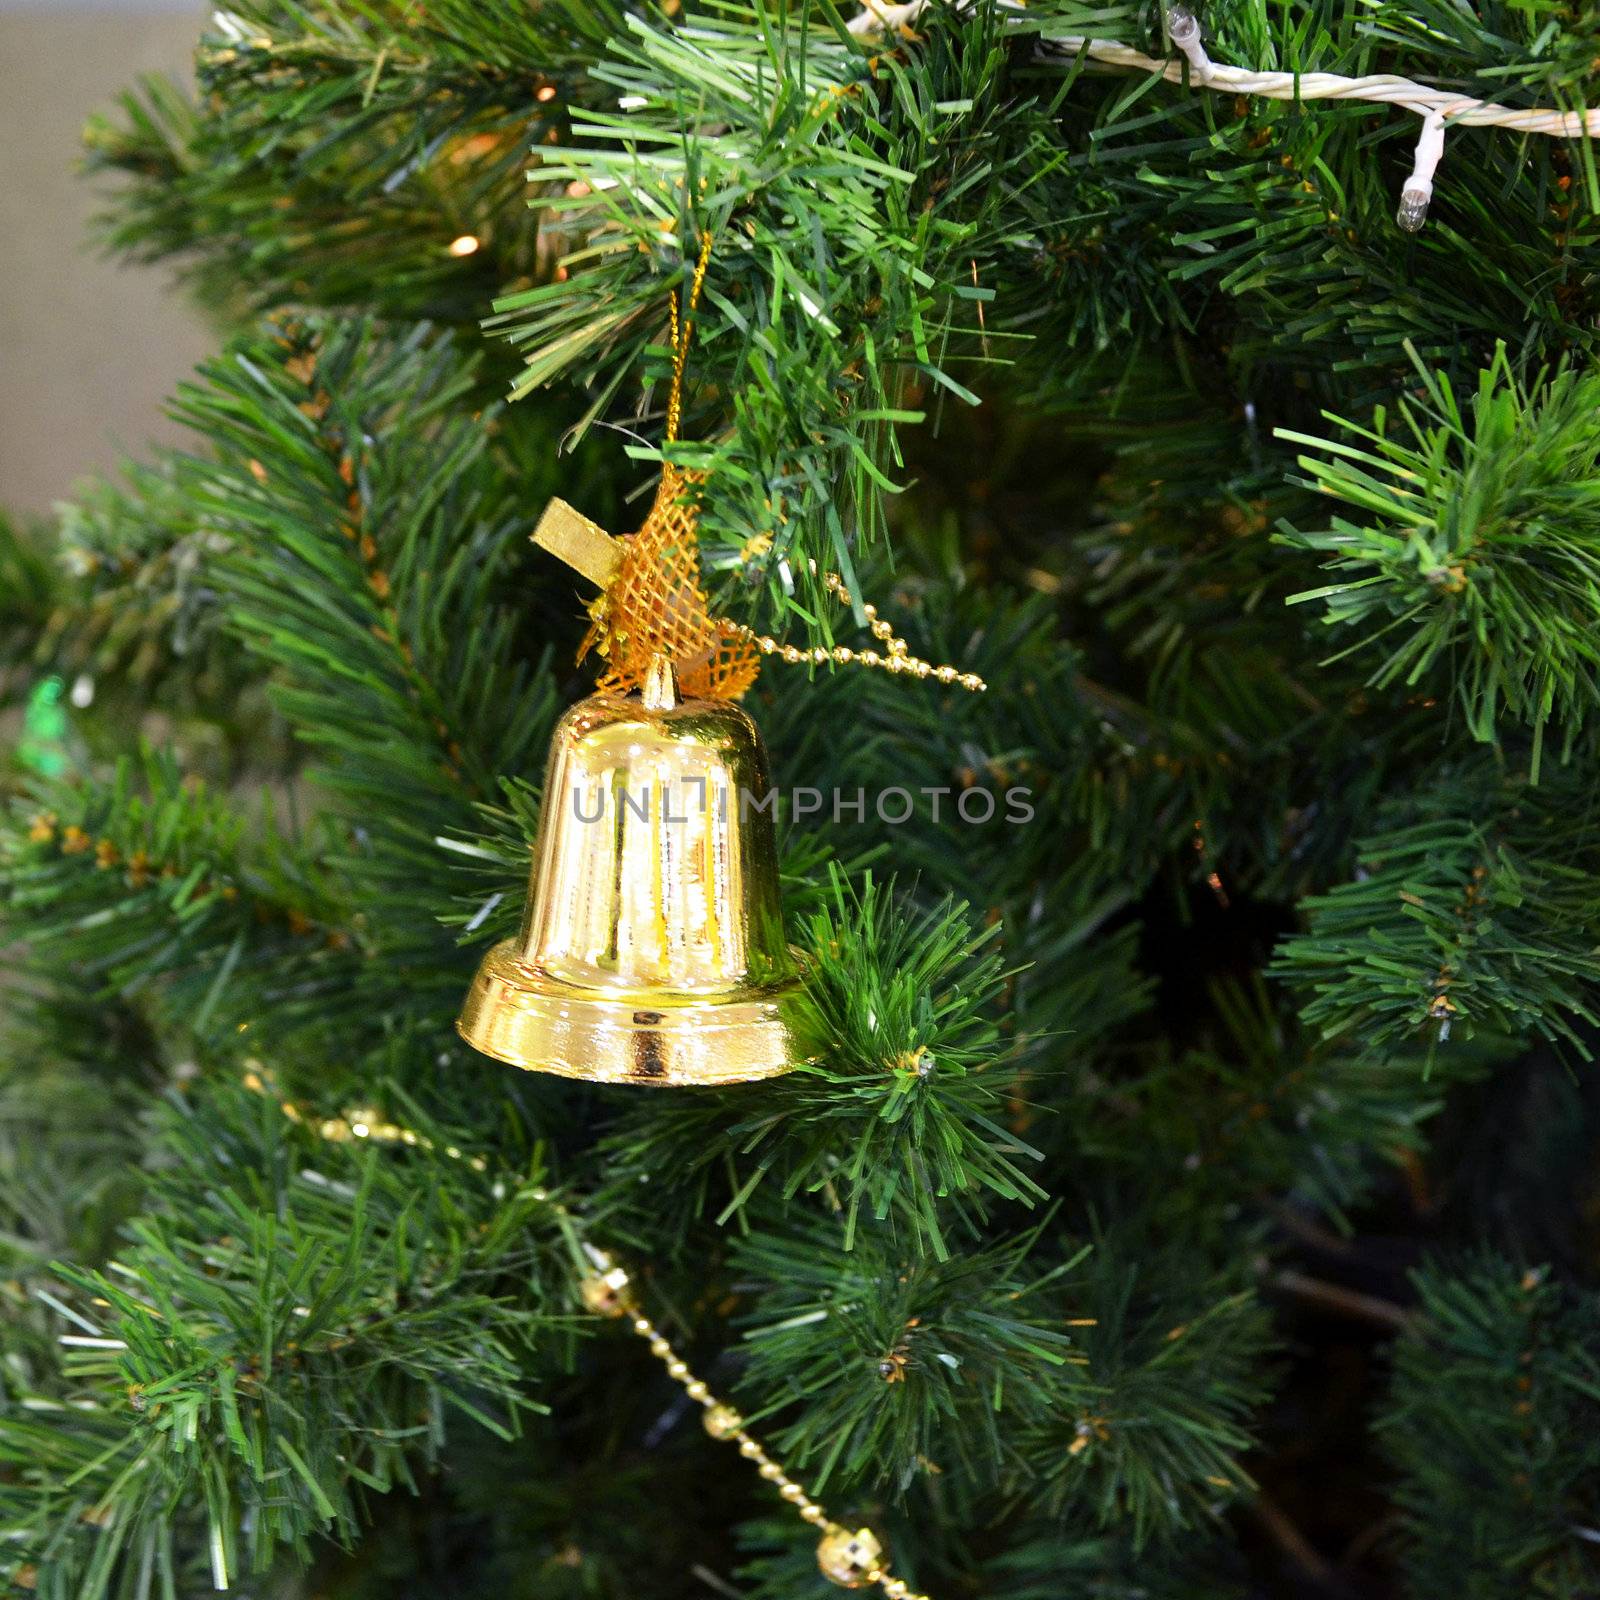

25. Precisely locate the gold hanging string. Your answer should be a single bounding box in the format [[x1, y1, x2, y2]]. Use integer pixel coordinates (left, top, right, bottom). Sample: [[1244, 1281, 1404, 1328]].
[[664, 227, 713, 445], [541, 228, 984, 700], [238, 1067, 932, 1599], [581, 231, 764, 700]]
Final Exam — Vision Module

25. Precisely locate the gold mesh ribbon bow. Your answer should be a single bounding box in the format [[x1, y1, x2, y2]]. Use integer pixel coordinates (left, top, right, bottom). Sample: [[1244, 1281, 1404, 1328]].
[[534, 231, 984, 700], [578, 233, 761, 701]]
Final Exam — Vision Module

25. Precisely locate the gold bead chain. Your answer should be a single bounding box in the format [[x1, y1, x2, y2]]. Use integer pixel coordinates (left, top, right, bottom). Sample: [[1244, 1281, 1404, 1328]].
[[582, 1249, 931, 1600], [668, 231, 978, 698], [729, 570, 986, 694], [241, 1068, 932, 1598]]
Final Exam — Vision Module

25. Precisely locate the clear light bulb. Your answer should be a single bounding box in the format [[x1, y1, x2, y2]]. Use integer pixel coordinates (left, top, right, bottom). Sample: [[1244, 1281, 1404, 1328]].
[[1396, 182, 1432, 232]]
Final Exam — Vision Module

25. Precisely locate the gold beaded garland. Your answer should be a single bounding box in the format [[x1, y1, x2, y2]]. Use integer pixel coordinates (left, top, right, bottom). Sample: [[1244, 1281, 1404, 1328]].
[[585, 1255, 929, 1600], [578, 1266, 633, 1319], [817, 1525, 885, 1589], [623, 1320, 928, 1600], [242, 1070, 931, 1600], [703, 1403, 743, 1439], [726, 569, 985, 694]]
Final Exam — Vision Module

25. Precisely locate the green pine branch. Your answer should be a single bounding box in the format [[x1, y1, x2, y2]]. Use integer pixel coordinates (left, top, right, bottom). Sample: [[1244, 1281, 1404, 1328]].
[[1009, 1227, 1272, 1548], [2, 747, 351, 1044], [731, 1214, 1081, 1491], [1279, 345, 1600, 775], [1381, 1255, 1600, 1600], [1274, 764, 1600, 1060], [593, 872, 1045, 1261], [0, 1079, 573, 1600]]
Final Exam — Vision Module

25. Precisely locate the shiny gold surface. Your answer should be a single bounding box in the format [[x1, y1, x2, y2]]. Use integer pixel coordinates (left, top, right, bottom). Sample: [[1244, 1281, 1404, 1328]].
[[457, 659, 801, 1085], [817, 1527, 886, 1590]]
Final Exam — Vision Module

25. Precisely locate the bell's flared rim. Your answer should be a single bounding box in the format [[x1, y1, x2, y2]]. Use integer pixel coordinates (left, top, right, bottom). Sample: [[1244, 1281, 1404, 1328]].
[[456, 938, 805, 1086]]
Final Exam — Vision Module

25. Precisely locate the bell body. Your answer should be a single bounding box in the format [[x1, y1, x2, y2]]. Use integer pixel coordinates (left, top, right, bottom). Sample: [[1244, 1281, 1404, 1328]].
[[458, 661, 800, 1085]]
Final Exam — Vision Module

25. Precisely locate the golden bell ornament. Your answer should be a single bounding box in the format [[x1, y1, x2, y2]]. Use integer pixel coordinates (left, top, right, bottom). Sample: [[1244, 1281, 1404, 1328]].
[[457, 657, 801, 1086]]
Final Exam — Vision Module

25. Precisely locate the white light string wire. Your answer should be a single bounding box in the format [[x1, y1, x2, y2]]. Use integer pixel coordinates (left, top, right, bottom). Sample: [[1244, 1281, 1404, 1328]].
[[850, 1, 1600, 231]]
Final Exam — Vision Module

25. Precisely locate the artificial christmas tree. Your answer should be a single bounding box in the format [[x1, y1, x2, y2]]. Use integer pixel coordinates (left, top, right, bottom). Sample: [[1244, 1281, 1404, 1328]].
[[3, 2, 1600, 1597]]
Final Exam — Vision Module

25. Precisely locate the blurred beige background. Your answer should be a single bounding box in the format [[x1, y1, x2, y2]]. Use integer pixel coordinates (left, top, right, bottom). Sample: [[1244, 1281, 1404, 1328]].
[[0, 4, 211, 516]]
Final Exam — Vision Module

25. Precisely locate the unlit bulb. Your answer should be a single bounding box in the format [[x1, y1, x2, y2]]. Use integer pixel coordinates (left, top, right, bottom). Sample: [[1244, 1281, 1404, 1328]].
[[1166, 4, 1200, 47], [1396, 183, 1431, 232], [1398, 110, 1446, 233]]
